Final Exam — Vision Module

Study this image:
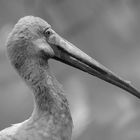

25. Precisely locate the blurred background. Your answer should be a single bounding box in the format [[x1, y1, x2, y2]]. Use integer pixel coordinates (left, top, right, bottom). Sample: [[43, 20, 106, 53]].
[[1, 0, 140, 139]]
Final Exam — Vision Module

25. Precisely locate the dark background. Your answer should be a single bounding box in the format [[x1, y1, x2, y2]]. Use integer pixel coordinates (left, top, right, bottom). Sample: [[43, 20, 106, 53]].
[[1, 0, 140, 139]]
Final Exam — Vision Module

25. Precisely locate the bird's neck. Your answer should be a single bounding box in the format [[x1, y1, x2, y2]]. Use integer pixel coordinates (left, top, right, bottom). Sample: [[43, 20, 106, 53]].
[[19, 59, 72, 139]]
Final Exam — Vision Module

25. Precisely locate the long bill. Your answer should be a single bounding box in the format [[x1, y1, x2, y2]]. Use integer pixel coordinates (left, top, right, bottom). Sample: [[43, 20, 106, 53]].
[[48, 32, 140, 99]]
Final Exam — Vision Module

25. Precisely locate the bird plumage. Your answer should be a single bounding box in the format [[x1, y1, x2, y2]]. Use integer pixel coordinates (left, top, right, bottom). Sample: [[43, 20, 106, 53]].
[[0, 16, 72, 140]]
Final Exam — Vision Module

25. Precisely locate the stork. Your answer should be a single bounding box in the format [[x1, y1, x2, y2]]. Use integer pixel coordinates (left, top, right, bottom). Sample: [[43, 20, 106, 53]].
[[0, 16, 140, 140]]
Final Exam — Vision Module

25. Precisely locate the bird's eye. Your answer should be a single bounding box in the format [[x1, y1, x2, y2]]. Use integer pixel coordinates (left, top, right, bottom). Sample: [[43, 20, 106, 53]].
[[44, 28, 52, 38]]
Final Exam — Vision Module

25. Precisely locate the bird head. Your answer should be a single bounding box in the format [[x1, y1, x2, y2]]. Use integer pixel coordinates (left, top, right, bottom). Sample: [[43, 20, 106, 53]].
[[6, 16, 54, 65], [6, 16, 140, 99]]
